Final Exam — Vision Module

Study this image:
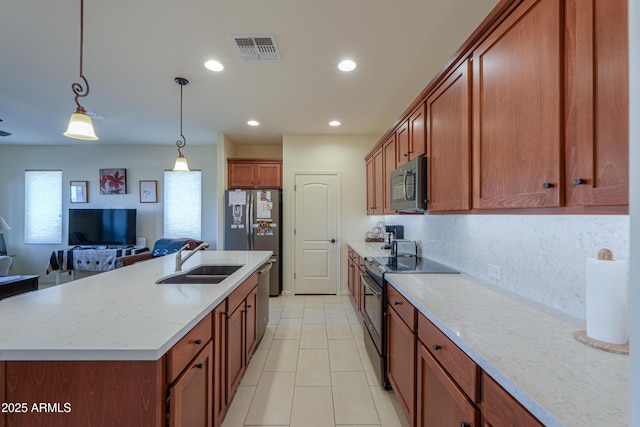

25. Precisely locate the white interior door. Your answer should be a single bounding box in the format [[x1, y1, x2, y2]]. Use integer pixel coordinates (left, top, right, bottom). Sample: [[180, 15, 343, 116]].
[[294, 173, 339, 294]]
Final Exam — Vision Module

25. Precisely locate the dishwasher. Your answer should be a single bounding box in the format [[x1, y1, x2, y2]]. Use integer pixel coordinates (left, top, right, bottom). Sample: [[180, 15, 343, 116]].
[[256, 259, 272, 345]]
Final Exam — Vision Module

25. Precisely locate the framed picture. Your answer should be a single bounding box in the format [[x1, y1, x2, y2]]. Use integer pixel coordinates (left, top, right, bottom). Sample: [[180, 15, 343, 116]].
[[140, 180, 158, 203], [70, 181, 88, 203], [100, 168, 126, 194]]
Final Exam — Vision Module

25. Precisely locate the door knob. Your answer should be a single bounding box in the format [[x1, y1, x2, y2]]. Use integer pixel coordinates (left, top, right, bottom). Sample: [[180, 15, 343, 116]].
[[330, 239, 336, 243]]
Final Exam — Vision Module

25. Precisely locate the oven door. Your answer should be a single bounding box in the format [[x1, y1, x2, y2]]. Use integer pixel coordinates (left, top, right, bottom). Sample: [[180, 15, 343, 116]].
[[361, 272, 383, 353]]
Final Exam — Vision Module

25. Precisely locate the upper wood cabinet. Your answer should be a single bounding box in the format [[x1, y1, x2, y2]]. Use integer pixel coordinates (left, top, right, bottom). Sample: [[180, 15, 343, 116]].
[[427, 59, 472, 212], [382, 135, 397, 214], [366, 147, 384, 214], [396, 104, 426, 167], [565, 0, 629, 207], [472, 0, 563, 210], [366, 0, 628, 214], [228, 158, 282, 189]]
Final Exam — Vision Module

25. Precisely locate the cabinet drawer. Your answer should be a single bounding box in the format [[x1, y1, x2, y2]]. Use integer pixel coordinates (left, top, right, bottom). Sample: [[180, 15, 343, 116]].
[[418, 312, 479, 402], [386, 285, 416, 331], [481, 371, 543, 426], [228, 272, 258, 314], [167, 313, 213, 383]]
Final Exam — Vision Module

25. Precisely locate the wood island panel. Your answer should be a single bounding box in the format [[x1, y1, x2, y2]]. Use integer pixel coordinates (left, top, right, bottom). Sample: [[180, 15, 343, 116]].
[[3, 359, 166, 427]]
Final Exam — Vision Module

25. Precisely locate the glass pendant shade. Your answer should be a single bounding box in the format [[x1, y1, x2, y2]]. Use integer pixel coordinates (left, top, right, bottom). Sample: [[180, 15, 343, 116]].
[[64, 111, 98, 140], [173, 154, 190, 171]]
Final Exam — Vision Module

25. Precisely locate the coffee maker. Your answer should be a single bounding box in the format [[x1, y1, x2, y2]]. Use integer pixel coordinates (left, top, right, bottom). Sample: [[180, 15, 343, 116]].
[[382, 225, 404, 249]]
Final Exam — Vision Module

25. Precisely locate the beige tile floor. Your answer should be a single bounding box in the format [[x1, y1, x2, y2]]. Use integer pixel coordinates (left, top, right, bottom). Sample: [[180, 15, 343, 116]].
[[221, 295, 410, 427]]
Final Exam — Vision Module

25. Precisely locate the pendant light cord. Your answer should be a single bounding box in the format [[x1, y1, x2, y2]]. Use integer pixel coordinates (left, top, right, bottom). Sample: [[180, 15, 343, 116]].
[[71, 0, 90, 112], [175, 77, 189, 155]]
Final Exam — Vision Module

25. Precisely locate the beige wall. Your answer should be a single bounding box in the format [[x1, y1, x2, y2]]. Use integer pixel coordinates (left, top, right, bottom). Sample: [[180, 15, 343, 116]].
[[282, 134, 379, 295], [0, 144, 218, 281], [235, 145, 282, 158]]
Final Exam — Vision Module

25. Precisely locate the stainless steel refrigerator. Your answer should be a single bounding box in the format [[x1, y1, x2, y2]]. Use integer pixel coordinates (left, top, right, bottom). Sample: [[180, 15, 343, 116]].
[[224, 189, 282, 296]]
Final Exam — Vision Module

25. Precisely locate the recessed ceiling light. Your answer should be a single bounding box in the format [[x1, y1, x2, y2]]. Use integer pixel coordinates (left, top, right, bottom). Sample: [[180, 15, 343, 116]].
[[338, 59, 356, 72], [204, 60, 224, 72], [247, 120, 260, 126], [329, 120, 341, 127]]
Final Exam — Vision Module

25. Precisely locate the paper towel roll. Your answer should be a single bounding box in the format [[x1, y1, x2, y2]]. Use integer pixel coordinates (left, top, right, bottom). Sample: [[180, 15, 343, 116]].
[[586, 258, 628, 344]]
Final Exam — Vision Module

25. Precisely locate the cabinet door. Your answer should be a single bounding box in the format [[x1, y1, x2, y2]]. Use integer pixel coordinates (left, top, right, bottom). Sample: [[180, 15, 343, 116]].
[[225, 302, 245, 404], [366, 156, 376, 214], [372, 148, 384, 215], [382, 134, 397, 214], [228, 163, 255, 188], [366, 148, 384, 215], [386, 305, 416, 425], [409, 104, 426, 160], [481, 372, 543, 427], [356, 262, 365, 315], [472, 0, 563, 209], [347, 254, 356, 305], [427, 60, 471, 212], [396, 121, 410, 166], [170, 341, 214, 427], [256, 163, 282, 188], [213, 302, 227, 427], [417, 342, 478, 427], [245, 286, 258, 360], [565, 0, 628, 207]]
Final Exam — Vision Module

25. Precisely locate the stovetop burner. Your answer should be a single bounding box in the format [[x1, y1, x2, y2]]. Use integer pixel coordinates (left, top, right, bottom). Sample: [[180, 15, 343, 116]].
[[372, 256, 460, 274]]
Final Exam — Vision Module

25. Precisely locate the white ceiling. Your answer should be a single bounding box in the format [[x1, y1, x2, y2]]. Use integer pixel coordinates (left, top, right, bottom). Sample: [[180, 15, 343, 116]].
[[0, 0, 499, 146]]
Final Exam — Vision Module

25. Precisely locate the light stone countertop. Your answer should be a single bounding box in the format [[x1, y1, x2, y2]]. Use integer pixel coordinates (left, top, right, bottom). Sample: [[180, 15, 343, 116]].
[[347, 241, 391, 259], [346, 241, 628, 427], [0, 250, 272, 361], [384, 273, 629, 427]]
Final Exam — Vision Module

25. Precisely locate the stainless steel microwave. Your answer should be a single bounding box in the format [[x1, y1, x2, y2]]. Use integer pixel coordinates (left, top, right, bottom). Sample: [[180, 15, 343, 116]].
[[389, 156, 427, 212]]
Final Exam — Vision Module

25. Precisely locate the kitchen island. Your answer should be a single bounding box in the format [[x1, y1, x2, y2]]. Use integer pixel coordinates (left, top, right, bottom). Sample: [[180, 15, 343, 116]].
[[348, 241, 628, 427], [0, 250, 272, 426]]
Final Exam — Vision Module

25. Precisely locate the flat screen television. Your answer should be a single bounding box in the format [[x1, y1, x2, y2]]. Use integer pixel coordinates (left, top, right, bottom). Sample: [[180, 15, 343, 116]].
[[68, 209, 136, 247]]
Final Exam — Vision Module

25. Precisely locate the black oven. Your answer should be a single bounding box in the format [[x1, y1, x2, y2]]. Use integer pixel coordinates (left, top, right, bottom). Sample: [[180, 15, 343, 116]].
[[361, 265, 387, 388], [361, 255, 459, 389]]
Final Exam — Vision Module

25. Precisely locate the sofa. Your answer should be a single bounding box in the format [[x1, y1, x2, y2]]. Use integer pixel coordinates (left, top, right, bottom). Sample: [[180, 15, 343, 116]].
[[114, 238, 204, 268]]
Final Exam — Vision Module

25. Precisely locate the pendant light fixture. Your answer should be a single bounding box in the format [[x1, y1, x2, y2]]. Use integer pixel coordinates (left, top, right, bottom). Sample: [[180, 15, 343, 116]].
[[172, 77, 190, 171], [64, 0, 98, 140]]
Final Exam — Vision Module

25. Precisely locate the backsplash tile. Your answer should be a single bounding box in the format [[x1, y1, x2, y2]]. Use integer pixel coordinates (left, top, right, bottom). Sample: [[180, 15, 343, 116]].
[[383, 214, 629, 319]]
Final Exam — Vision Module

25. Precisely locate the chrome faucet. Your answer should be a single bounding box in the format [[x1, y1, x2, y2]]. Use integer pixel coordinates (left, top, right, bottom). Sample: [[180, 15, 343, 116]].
[[175, 242, 210, 272]]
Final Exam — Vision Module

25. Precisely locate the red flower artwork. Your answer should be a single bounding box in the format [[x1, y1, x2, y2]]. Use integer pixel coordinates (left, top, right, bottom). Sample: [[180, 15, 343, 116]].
[[99, 169, 126, 194]]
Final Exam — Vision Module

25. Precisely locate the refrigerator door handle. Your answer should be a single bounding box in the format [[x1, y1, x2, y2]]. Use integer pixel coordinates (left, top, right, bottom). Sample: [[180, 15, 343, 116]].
[[246, 193, 251, 249], [249, 192, 254, 250]]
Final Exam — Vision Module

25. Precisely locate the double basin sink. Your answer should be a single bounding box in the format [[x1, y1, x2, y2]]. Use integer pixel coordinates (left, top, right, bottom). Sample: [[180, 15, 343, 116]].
[[156, 265, 243, 285]]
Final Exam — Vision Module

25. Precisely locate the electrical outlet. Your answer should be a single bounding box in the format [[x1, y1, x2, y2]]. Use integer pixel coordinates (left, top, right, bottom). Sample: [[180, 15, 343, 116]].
[[487, 264, 502, 280]]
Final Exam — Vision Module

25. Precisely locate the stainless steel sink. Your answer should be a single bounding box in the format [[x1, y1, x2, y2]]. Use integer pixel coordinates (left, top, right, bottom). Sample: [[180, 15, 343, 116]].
[[156, 265, 243, 284]]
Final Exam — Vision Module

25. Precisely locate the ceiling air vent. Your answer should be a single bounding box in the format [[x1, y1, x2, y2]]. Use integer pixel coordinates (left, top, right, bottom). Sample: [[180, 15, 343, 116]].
[[229, 35, 281, 62]]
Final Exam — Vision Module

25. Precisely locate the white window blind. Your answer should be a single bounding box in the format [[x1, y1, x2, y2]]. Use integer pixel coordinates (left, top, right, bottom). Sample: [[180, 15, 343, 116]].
[[164, 171, 202, 239], [25, 170, 62, 244]]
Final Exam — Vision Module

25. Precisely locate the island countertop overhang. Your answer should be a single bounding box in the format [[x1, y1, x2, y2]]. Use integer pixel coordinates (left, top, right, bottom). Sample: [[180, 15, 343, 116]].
[[0, 250, 272, 361]]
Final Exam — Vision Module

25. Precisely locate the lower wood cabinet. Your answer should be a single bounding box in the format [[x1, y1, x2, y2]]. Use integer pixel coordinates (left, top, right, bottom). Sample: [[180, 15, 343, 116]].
[[417, 342, 478, 427], [346, 247, 364, 316], [225, 273, 258, 406], [386, 289, 416, 425], [213, 301, 228, 427], [169, 341, 214, 427], [385, 284, 542, 427], [481, 372, 543, 427]]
